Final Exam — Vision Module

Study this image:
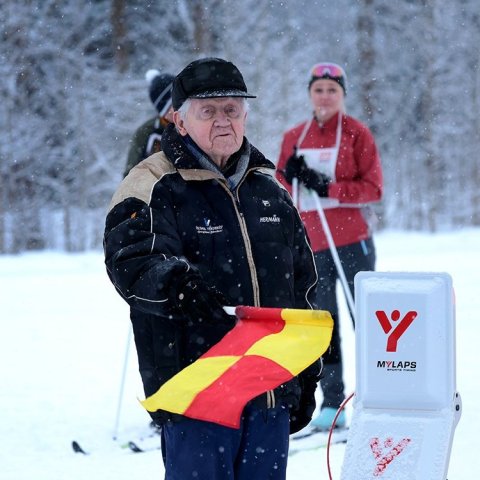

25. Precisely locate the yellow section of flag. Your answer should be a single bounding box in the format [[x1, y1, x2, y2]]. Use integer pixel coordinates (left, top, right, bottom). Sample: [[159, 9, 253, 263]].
[[141, 355, 239, 414], [245, 309, 333, 375]]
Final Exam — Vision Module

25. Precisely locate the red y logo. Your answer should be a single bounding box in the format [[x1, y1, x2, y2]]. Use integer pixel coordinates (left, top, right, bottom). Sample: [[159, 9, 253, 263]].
[[370, 437, 411, 476], [375, 310, 417, 352]]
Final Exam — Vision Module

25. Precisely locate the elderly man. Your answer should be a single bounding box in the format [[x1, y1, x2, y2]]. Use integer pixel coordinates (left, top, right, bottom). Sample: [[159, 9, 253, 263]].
[[104, 58, 320, 480]]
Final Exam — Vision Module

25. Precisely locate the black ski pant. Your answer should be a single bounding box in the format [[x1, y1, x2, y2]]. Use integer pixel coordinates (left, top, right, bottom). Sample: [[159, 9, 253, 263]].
[[313, 238, 376, 409]]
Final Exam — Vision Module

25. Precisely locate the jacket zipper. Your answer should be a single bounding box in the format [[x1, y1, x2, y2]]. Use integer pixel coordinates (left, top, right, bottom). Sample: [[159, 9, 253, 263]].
[[220, 181, 261, 307], [219, 178, 275, 408]]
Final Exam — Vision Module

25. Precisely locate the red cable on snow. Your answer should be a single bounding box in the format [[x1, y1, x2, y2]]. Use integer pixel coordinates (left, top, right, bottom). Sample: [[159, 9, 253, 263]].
[[326, 392, 355, 480]]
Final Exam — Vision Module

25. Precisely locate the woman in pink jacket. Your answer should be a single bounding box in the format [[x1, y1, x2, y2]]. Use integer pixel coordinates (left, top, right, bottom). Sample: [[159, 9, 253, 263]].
[[276, 62, 383, 431]]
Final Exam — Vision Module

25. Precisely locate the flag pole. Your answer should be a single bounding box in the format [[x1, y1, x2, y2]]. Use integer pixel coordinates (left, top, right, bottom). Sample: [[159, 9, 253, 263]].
[[313, 192, 356, 321]]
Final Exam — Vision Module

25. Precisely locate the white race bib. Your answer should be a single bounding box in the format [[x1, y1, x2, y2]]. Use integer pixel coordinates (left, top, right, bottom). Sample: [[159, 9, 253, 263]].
[[294, 114, 343, 212]]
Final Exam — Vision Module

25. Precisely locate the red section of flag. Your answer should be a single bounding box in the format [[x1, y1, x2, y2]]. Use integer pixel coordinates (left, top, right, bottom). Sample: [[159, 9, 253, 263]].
[[235, 306, 283, 321], [184, 354, 292, 428], [202, 312, 285, 359]]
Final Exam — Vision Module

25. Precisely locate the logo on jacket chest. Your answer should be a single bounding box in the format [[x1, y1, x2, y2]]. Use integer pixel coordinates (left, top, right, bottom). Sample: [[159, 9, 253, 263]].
[[259, 198, 281, 224], [259, 214, 281, 224], [196, 218, 224, 234]]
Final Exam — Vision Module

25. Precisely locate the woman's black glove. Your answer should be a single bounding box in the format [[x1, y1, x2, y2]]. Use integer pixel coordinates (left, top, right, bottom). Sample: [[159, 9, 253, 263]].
[[301, 169, 331, 197], [175, 275, 236, 327], [284, 152, 305, 184], [284, 153, 331, 197]]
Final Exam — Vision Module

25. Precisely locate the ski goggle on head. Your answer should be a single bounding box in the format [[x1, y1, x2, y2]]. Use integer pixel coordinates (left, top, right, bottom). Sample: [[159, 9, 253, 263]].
[[308, 62, 347, 94]]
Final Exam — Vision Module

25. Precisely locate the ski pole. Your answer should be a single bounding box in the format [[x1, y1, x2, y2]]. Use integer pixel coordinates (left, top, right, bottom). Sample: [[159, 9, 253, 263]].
[[292, 177, 299, 208], [313, 192, 356, 321], [112, 324, 132, 440]]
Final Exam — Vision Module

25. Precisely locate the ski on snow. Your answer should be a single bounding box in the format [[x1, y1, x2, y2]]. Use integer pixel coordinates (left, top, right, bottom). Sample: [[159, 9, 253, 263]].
[[72, 426, 348, 456], [71, 440, 89, 455], [127, 437, 161, 453], [289, 425, 349, 455], [71, 436, 161, 455]]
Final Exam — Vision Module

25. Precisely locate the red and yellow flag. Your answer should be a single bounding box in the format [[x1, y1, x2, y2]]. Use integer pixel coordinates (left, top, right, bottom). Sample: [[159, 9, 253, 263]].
[[140, 306, 333, 428]]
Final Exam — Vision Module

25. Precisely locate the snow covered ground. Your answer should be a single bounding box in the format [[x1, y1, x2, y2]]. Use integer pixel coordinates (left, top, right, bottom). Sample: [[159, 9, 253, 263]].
[[1, 228, 479, 479]]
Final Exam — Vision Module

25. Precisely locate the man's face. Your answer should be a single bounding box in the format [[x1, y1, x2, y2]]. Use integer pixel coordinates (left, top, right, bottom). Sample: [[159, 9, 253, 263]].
[[174, 97, 247, 167]]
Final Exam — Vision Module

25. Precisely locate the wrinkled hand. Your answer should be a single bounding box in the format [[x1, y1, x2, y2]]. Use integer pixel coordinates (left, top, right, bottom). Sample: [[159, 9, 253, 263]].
[[176, 277, 236, 327]]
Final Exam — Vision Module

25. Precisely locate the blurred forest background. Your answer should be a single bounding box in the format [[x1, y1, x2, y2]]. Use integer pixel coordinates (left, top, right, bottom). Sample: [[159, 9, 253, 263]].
[[1, 0, 480, 253]]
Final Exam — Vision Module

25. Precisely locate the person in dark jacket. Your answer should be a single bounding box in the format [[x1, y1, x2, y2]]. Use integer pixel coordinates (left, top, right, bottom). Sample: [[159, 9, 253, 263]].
[[123, 69, 174, 178], [104, 57, 320, 480]]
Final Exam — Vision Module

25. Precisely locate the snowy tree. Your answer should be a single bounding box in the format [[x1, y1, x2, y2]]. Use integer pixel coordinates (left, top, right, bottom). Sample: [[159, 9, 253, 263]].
[[1, 0, 480, 252]]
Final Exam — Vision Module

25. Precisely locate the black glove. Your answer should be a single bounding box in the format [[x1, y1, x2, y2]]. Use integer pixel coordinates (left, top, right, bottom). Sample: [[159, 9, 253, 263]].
[[176, 275, 236, 327], [300, 168, 331, 197], [289, 361, 322, 434], [284, 152, 305, 185], [284, 153, 331, 197]]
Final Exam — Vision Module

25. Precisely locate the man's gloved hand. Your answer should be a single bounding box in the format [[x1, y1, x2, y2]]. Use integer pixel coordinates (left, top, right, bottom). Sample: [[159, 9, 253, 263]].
[[289, 360, 322, 434], [284, 152, 331, 197], [176, 276, 236, 327]]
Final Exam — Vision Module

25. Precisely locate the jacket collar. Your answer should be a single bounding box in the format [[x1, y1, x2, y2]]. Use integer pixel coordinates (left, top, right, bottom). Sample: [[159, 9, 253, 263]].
[[161, 123, 275, 174]]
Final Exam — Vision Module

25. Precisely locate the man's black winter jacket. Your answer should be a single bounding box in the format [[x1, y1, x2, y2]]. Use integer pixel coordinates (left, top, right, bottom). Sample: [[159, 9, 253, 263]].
[[104, 125, 320, 431]]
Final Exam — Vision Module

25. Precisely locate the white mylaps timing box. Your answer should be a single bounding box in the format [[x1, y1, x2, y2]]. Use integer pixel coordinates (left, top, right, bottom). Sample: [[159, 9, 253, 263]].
[[355, 272, 455, 410], [341, 272, 460, 480]]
